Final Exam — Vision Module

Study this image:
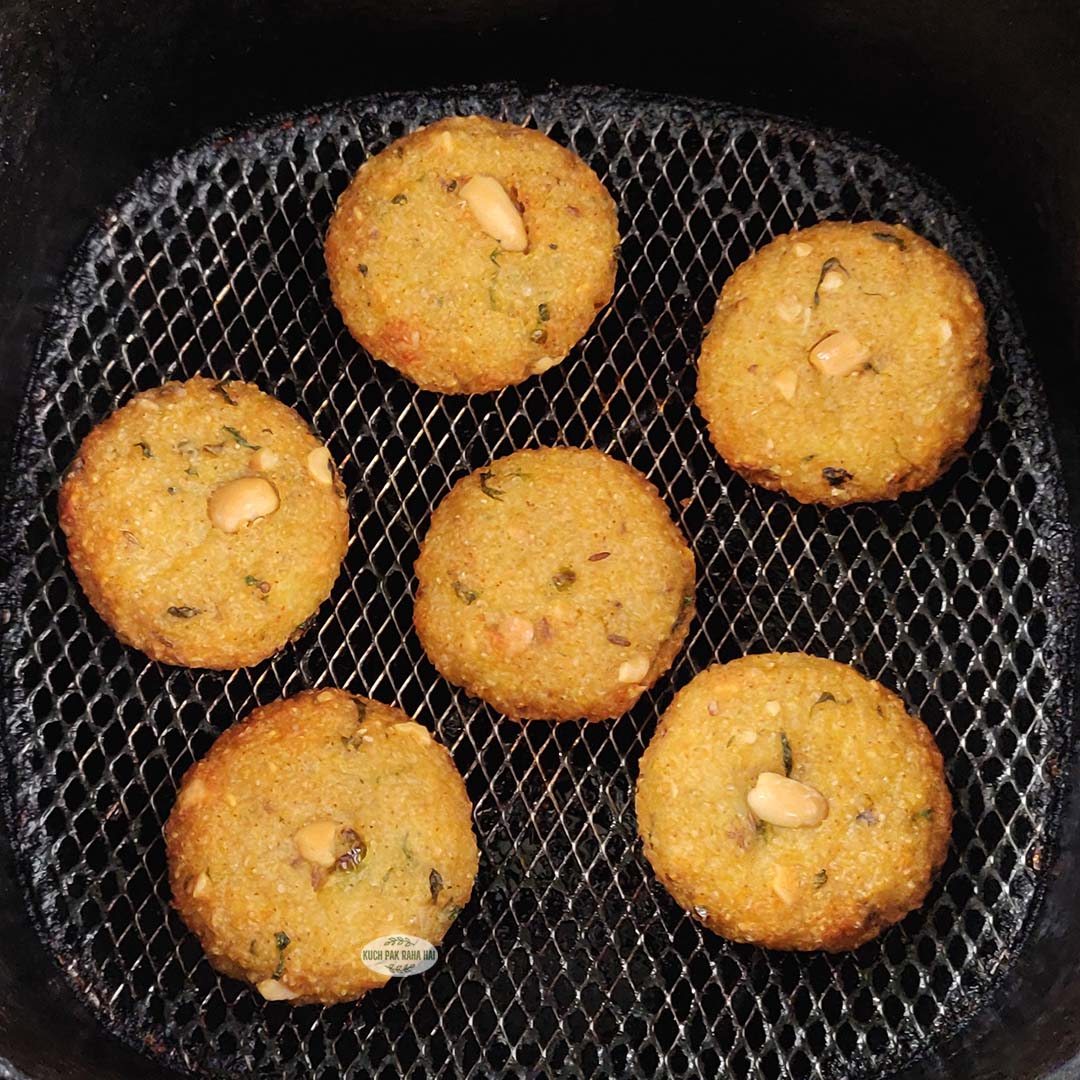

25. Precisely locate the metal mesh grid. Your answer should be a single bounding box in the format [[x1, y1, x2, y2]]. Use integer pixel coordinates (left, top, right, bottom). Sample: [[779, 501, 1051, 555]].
[[0, 86, 1075, 1079]]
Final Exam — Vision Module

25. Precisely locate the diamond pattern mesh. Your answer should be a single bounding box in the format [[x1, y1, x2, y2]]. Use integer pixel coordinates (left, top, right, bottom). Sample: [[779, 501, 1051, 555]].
[[0, 87, 1074, 1079]]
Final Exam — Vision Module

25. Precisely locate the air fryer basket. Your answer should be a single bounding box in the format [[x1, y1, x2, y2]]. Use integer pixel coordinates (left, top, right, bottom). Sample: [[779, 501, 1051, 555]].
[[0, 86, 1075, 1079]]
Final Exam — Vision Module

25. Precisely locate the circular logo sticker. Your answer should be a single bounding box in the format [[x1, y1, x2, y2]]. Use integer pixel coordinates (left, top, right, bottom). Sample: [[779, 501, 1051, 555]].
[[361, 935, 438, 977]]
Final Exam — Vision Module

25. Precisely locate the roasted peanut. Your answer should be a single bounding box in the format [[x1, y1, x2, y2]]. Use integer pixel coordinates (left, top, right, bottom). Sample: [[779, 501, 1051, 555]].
[[772, 368, 798, 401], [306, 446, 334, 486], [294, 820, 339, 868], [249, 447, 279, 472], [747, 771, 829, 828], [207, 477, 280, 533], [461, 175, 528, 252], [499, 615, 535, 655], [809, 330, 870, 377], [256, 979, 298, 1001], [618, 653, 651, 684]]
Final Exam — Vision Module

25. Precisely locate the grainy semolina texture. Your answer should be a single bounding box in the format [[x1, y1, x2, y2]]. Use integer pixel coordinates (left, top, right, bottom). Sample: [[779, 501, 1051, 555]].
[[166, 689, 478, 1005], [414, 448, 696, 721], [635, 654, 952, 951], [58, 377, 349, 669], [325, 115, 619, 394], [696, 221, 989, 505]]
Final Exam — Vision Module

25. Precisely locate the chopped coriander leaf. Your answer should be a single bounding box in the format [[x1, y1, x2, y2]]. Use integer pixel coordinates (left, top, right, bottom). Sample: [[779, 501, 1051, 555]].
[[872, 231, 906, 249], [813, 256, 849, 306], [223, 426, 260, 451], [272, 931, 290, 978], [552, 567, 576, 590], [478, 470, 504, 500], [429, 868, 444, 902], [211, 380, 237, 405], [452, 581, 479, 605], [822, 466, 853, 487], [167, 606, 201, 618], [537, 302, 551, 322]]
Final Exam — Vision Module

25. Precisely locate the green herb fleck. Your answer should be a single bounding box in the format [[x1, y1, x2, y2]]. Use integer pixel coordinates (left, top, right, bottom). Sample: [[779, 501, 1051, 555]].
[[671, 593, 693, 633], [244, 575, 271, 598], [912, 808, 934, 822], [290, 614, 317, 642], [802, 454, 817, 463], [212, 380, 237, 406], [358, 263, 368, 276], [780, 732, 793, 776], [391, 193, 408, 204], [167, 606, 200, 618], [813, 869, 828, 888], [272, 931, 290, 978], [822, 466, 853, 487], [445, 903, 464, 922], [478, 470, 504, 500], [872, 231, 907, 250], [135, 441, 153, 458], [538, 302, 550, 322], [452, 580, 479, 605], [813, 256, 849, 306], [488, 249, 502, 309], [552, 567, 576, 590], [223, 426, 260, 451], [429, 868, 444, 902]]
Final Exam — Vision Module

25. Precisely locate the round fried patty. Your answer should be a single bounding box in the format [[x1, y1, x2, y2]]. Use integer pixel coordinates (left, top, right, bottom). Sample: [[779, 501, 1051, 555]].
[[325, 115, 619, 394], [635, 653, 952, 951], [414, 447, 696, 721], [696, 220, 989, 504], [166, 689, 478, 1005], [59, 377, 349, 668]]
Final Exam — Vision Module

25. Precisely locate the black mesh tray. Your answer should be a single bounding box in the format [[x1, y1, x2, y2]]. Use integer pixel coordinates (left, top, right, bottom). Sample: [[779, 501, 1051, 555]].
[[0, 86, 1075, 1079]]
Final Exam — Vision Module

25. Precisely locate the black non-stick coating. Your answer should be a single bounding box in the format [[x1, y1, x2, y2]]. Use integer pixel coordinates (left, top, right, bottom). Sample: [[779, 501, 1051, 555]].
[[0, 86, 1075, 1079]]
